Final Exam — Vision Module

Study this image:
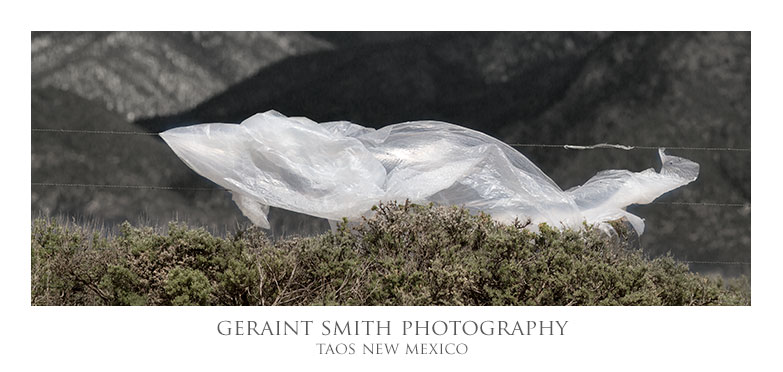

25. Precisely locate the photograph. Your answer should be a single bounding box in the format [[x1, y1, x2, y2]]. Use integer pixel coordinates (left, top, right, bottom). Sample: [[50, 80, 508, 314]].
[[30, 31, 751, 306]]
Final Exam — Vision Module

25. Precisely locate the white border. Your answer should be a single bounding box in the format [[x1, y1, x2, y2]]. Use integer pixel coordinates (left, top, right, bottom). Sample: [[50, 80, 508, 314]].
[[6, 1, 777, 370]]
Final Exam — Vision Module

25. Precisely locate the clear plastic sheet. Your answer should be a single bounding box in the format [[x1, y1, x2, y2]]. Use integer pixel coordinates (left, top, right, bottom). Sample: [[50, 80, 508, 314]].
[[161, 111, 699, 234]]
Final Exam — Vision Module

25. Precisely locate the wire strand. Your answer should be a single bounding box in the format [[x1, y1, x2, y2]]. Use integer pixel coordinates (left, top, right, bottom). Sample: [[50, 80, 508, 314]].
[[31, 129, 751, 152], [31, 182, 224, 192], [643, 201, 749, 208], [32, 128, 160, 136], [510, 143, 751, 152], [31, 129, 751, 268]]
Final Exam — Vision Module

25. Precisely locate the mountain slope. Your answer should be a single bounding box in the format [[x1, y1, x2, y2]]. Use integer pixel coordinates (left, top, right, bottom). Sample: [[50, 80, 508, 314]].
[[32, 31, 333, 121]]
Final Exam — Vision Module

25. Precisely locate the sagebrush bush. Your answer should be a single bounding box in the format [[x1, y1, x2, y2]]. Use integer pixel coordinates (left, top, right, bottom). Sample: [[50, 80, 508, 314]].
[[31, 202, 750, 306]]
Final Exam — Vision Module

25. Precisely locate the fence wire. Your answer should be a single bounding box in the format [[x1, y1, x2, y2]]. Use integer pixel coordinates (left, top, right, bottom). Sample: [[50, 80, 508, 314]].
[[32, 128, 160, 136], [683, 260, 751, 265], [31, 128, 753, 152], [31, 127, 751, 267], [510, 143, 751, 152]]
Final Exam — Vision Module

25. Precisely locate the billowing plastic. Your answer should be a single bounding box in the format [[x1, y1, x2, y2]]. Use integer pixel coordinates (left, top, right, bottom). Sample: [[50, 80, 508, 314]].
[[160, 110, 699, 234]]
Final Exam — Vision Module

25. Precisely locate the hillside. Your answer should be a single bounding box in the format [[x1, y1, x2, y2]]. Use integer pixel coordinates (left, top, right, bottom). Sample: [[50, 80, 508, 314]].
[[32, 31, 332, 120], [136, 32, 611, 132]]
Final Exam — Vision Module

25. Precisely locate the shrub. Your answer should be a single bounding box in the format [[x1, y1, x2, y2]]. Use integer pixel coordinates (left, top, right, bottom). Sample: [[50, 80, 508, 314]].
[[164, 267, 212, 305], [30, 202, 750, 306]]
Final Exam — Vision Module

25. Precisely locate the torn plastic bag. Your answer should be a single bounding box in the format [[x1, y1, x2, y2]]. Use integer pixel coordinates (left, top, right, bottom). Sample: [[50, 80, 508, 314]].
[[159, 111, 386, 228], [160, 110, 699, 234]]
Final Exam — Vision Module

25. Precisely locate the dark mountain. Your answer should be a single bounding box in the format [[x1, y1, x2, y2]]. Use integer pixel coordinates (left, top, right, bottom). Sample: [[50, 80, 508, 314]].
[[137, 32, 610, 132], [31, 31, 750, 277], [32, 31, 332, 121]]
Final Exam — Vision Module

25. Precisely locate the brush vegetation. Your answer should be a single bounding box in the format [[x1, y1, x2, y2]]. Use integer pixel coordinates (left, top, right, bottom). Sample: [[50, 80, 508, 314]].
[[31, 202, 750, 306]]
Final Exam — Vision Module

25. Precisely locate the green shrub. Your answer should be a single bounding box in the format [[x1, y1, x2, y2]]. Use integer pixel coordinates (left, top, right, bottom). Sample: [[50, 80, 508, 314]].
[[99, 264, 147, 305], [164, 267, 211, 306], [31, 202, 750, 306]]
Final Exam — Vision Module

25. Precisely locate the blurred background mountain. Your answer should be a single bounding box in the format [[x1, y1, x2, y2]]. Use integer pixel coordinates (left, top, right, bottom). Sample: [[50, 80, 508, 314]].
[[31, 31, 750, 278]]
